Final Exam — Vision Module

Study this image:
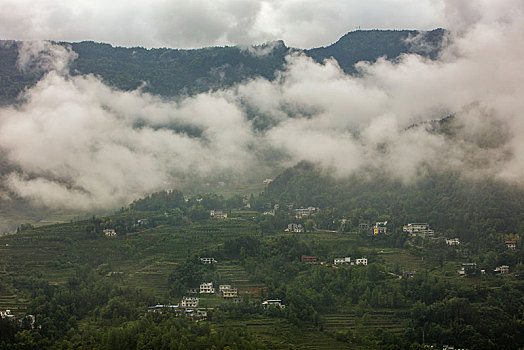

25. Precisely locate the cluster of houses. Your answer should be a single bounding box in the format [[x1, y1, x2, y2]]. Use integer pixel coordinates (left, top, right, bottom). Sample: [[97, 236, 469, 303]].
[[147, 302, 207, 318], [0, 310, 36, 328], [457, 262, 511, 276], [300, 255, 369, 266], [197, 282, 238, 299], [333, 257, 368, 266]]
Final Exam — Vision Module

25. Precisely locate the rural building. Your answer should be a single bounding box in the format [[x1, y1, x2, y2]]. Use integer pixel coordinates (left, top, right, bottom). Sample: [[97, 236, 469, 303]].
[[402, 223, 434, 234], [301, 255, 318, 263], [219, 285, 231, 292], [286, 223, 304, 233], [446, 238, 460, 246], [200, 257, 217, 264], [220, 285, 238, 298], [505, 240, 516, 250], [181, 297, 199, 308], [199, 282, 215, 294], [103, 229, 117, 237], [457, 263, 477, 276], [147, 305, 179, 314], [210, 210, 227, 219], [262, 299, 285, 309], [494, 265, 509, 274], [373, 221, 387, 235], [334, 257, 351, 265], [294, 207, 318, 219], [355, 258, 368, 266], [0, 309, 14, 319]]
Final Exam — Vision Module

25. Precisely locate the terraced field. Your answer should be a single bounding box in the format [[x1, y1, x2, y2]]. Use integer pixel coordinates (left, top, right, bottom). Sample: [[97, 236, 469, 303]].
[[323, 309, 409, 334], [216, 262, 265, 296]]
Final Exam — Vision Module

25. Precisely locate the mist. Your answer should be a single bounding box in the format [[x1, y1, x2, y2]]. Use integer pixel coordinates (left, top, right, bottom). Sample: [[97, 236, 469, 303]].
[[0, 1, 523, 211]]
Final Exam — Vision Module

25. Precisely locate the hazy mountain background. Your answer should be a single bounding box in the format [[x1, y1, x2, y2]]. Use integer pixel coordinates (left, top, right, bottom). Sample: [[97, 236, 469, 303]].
[[0, 17, 523, 234]]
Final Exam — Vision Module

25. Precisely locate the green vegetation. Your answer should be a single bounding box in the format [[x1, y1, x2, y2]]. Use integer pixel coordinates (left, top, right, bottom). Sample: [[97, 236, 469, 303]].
[[0, 177, 522, 349], [0, 29, 444, 106]]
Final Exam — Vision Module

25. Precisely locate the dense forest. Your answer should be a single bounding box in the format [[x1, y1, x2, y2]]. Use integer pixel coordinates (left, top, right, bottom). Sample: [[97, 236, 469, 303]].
[[0, 29, 444, 104]]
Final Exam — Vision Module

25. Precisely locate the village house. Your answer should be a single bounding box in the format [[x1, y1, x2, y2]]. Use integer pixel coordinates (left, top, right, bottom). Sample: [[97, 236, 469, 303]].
[[219, 284, 231, 292], [103, 229, 117, 237], [505, 240, 517, 250], [355, 258, 368, 266], [301, 255, 318, 263], [446, 238, 460, 246], [286, 223, 304, 233], [181, 297, 199, 308], [494, 265, 509, 274], [333, 257, 351, 265], [200, 257, 217, 264], [373, 221, 387, 235], [210, 210, 227, 219], [0, 309, 14, 319], [200, 282, 215, 294], [402, 223, 434, 235], [457, 263, 477, 276], [147, 305, 179, 314], [294, 207, 319, 219], [219, 285, 238, 298], [262, 299, 285, 309], [185, 309, 208, 318]]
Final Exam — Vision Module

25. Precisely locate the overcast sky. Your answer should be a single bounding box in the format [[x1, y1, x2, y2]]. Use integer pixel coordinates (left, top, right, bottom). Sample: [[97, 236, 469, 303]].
[[0, 0, 448, 49]]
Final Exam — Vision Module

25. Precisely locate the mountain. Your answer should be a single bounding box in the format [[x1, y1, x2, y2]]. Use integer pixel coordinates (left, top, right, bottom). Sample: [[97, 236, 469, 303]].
[[259, 161, 524, 244], [306, 29, 446, 74], [0, 29, 445, 104]]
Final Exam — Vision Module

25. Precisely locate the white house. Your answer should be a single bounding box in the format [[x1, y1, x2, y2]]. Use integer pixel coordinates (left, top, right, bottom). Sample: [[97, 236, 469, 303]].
[[334, 257, 351, 265], [200, 282, 215, 294], [446, 238, 460, 246], [104, 229, 117, 237], [402, 223, 433, 234], [181, 297, 199, 308], [0, 309, 14, 319], [355, 258, 368, 266], [262, 299, 285, 309], [294, 207, 319, 219], [286, 223, 304, 233], [200, 257, 217, 264], [494, 265, 509, 274]]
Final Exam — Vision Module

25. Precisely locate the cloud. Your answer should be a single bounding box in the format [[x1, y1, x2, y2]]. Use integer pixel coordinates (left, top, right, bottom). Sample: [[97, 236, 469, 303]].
[[0, 0, 444, 49], [0, 1, 523, 211]]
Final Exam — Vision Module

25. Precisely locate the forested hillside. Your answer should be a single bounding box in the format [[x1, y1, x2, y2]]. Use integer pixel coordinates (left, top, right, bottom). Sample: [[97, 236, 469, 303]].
[[0, 29, 445, 104], [260, 161, 524, 246]]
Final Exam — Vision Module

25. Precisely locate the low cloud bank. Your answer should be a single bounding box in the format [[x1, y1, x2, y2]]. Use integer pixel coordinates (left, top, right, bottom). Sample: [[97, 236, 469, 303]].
[[0, 1, 523, 210]]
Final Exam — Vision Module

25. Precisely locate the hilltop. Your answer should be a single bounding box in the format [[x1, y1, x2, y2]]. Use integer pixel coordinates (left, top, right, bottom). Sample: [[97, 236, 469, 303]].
[[0, 29, 445, 104]]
